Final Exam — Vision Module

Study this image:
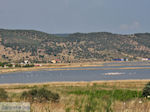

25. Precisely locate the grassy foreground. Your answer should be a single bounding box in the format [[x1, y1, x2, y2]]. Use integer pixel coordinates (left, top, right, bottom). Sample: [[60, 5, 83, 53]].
[[0, 80, 150, 112]]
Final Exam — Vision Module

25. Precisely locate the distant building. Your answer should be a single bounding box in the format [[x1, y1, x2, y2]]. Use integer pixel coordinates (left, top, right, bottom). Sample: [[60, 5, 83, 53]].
[[112, 59, 122, 61], [124, 58, 128, 61], [34, 64, 42, 67], [24, 60, 29, 64], [51, 60, 57, 64], [51, 59, 61, 63], [55, 59, 61, 63], [4, 65, 8, 68], [12, 64, 16, 68], [142, 58, 148, 61], [20, 60, 30, 66], [121, 58, 124, 61], [112, 58, 128, 61]]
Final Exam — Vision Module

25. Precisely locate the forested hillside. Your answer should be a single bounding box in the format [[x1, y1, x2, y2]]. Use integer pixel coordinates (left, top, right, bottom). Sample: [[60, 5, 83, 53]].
[[0, 29, 150, 63]]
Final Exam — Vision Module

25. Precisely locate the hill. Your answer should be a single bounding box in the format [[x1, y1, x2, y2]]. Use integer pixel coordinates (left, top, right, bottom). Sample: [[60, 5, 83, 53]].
[[0, 29, 150, 63]]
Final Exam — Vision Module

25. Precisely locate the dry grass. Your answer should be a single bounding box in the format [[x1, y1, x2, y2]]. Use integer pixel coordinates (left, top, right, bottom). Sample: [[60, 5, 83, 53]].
[[112, 99, 150, 112], [0, 80, 149, 90], [0, 80, 150, 112]]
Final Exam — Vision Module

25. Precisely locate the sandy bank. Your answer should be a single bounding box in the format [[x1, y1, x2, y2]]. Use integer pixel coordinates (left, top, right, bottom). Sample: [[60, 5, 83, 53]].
[[1, 61, 150, 74], [0, 79, 150, 86], [0, 62, 104, 74]]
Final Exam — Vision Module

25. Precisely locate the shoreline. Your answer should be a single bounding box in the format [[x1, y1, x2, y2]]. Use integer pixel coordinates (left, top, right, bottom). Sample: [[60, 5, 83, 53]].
[[1, 65, 150, 75], [0, 79, 150, 86], [0, 62, 104, 74], [1, 61, 150, 74]]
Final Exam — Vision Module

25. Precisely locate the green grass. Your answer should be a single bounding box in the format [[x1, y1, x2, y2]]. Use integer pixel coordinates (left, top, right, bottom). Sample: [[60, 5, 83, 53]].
[[68, 89, 142, 101], [0, 81, 149, 112], [66, 87, 143, 112]]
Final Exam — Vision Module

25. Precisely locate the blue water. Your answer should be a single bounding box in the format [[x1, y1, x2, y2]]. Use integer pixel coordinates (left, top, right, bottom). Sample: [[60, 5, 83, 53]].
[[0, 63, 150, 83]]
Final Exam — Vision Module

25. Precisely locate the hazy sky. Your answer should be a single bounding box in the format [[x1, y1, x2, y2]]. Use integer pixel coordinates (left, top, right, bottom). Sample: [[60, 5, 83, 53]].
[[0, 0, 149, 34]]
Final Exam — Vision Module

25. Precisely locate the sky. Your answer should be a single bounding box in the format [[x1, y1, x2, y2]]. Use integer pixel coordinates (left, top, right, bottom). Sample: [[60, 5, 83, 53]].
[[0, 0, 149, 34]]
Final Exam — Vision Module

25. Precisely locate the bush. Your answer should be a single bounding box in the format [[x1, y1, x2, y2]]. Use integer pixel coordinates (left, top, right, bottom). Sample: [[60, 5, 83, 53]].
[[6, 63, 13, 67], [0, 88, 8, 101], [142, 82, 150, 98], [0, 62, 13, 67], [23, 64, 34, 67], [0, 62, 6, 67], [21, 88, 59, 103], [15, 64, 21, 67], [0, 62, 2, 66]]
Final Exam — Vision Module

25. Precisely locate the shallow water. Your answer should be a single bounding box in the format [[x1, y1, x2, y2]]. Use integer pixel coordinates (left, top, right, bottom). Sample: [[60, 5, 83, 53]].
[[0, 62, 150, 84]]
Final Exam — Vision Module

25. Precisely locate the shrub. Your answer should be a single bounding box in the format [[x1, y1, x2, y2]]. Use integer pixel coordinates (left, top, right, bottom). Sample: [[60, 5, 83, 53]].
[[6, 63, 13, 67], [15, 64, 21, 67], [23, 64, 34, 67], [21, 88, 59, 103], [0, 88, 8, 101], [142, 82, 150, 98], [0, 62, 2, 66], [0, 62, 6, 67]]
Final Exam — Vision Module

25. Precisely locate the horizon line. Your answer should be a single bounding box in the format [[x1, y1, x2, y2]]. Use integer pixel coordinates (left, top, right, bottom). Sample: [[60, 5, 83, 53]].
[[0, 28, 149, 35]]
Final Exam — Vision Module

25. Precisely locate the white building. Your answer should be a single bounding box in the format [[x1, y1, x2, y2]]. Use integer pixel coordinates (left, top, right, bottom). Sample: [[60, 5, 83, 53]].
[[142, 58, 148, 61]]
